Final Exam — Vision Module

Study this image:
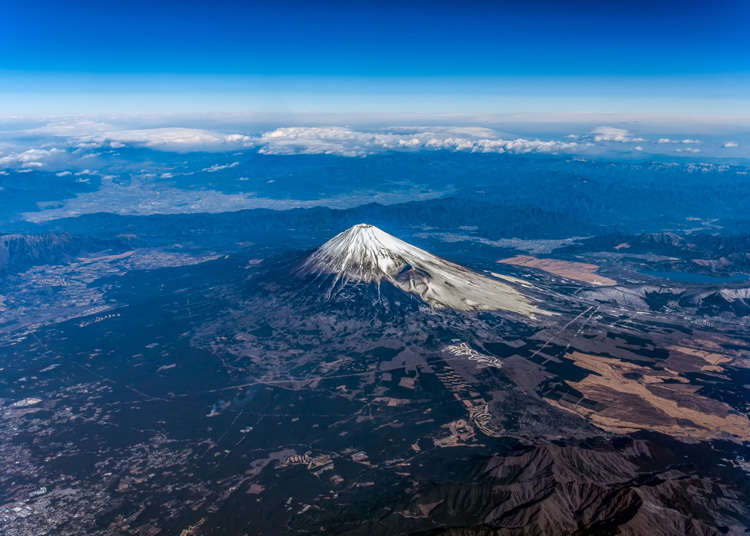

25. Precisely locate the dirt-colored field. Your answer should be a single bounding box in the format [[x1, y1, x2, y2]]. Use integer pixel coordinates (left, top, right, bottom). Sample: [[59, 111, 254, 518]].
[[433, 419, 477, 447], [373, 397, 410, 407], [546, 351, 750, 442], [498, 255, 616, 286], [398, 376, 417, 389], [668, 344, 733, 373]]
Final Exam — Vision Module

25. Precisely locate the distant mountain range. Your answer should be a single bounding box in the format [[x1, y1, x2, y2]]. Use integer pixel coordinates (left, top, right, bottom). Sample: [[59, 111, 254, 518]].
[[0, 232, 128, 273]]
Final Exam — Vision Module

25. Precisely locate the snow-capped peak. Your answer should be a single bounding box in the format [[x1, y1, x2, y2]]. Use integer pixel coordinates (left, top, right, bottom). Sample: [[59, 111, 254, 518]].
[[299, 224, 548, 317], [301, 223, 426, 283]]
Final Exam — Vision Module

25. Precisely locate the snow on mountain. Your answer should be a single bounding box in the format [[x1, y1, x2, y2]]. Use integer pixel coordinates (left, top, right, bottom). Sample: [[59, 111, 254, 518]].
[[299, 223, 548, 317]]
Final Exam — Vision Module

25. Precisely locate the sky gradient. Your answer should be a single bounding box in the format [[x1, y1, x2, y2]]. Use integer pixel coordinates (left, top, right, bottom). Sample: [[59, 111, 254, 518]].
[[2, 1, 749, 118]]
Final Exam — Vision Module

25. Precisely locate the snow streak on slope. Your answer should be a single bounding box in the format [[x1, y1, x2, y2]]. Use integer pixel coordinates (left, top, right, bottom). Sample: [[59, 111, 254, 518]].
[[300, 224, 547, 317]]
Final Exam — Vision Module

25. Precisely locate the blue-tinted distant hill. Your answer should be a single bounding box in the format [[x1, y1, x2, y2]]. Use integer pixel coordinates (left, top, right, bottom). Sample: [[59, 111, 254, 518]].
[[4, 152, 750, 239]]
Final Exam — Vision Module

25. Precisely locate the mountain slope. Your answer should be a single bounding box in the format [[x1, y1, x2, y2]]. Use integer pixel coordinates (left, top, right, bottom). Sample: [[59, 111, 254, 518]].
[[299, 223, 547, 317], [0, 232, 128, 273]]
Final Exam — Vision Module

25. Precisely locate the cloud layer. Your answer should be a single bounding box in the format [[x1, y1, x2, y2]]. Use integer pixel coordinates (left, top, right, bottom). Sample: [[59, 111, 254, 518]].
[[28, 121, 254, 151], [0, 121, 744, 176], [257, 126, 578, 156]]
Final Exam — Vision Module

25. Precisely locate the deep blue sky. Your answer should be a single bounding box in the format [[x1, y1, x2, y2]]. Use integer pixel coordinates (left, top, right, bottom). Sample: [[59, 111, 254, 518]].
[[2, 1, 749, 117]]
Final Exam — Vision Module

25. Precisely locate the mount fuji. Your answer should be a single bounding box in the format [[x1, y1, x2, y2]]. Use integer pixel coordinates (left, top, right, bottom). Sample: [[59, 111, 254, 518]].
[[299, 223, 547, 317]]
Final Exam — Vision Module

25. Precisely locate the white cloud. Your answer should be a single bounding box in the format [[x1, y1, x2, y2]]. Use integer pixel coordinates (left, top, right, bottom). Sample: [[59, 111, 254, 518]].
[[0, 147, 65, 169], [657, 137, 701, 144], [224, 134, 251, 143], [203, 161, 240, 173], [634, 146, 643, 151], [723, 141, 739, 148], [591, 126, 644, 143], [27, 121, 255, 152], [675, 147, 701, 153], [257, 126, 578, 157], [95, 128, 253, 151], [28, 120, 112, 138]]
